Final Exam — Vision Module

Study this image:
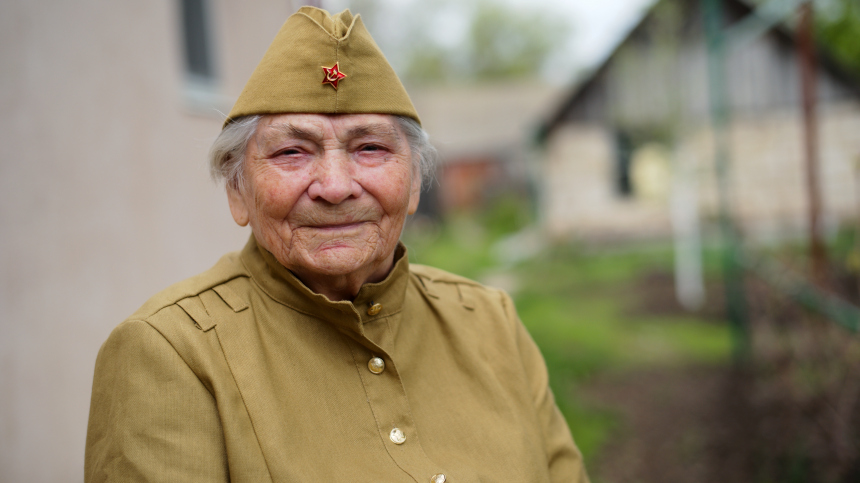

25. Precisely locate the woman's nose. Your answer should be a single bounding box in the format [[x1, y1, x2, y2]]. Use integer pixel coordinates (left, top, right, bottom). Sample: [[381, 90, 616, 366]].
[[306, 150, 362, 204]]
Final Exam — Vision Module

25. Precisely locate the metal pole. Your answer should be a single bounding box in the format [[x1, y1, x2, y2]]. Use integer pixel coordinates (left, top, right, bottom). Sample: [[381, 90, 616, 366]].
[[702, 0, 750, 362], [797, 1, 828, 288]]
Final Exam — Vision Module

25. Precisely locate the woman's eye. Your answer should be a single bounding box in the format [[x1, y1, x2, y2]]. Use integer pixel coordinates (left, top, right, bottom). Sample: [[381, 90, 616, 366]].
[[277, 148, 301, 156], [360, 144, 383, 152]]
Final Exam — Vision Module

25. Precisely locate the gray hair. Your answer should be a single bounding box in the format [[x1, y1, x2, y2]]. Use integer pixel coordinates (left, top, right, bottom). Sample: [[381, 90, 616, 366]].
[[209, 115, 436, 191]]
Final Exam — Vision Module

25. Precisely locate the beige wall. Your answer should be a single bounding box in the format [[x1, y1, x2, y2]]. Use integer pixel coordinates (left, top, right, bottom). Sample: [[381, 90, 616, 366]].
[[726, 103, 860, 240], [542, 101, 860, 242], [542, 123, 671, 240], [0, 0, 296, 480]]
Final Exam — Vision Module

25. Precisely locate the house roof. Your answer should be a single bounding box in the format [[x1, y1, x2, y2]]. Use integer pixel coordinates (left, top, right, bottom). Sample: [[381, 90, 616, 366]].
[[536, 0, 860, 144], [406, 80, 563, 161]]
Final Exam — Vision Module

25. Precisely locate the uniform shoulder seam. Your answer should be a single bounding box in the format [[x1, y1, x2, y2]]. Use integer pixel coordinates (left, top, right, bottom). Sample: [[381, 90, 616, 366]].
[[410, 263, 483, 287], [129, 252, 249, 321]]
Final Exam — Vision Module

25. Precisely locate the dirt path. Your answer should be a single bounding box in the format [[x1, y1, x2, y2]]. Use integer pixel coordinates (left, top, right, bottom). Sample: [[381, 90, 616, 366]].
[[580, 365, 729, 483]]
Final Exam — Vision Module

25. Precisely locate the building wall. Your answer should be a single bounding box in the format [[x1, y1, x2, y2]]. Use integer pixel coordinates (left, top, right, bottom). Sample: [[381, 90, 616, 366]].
[[563, 0, 858, 128], [0, 0, 295, 480], [542, 101, 860, 242], [437, 157, 505, 212], [543, 0, 860, 244], [406, 81, 563, 216], [543, 123, 672, 240], [718, 102, 860, 240]]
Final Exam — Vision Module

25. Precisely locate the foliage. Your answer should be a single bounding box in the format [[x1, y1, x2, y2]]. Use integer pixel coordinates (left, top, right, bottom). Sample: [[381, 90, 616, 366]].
[[720, 276, 860, 483], [478, 194, 533, 239], [513, 245, 732, 463], [816, 0, 860, 78], [402, 213, 498, 279], [401, 0, 572, 82], [402, 194, 534, 277]]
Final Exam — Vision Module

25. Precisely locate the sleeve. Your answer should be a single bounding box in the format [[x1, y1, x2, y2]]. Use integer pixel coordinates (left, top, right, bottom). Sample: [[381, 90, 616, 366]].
[[503, 293, 591, 483], [84, 319, 229, 482]]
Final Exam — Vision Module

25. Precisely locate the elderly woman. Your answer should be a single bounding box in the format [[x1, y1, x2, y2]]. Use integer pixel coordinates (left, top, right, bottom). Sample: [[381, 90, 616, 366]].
[[85, 7, 588, 483]]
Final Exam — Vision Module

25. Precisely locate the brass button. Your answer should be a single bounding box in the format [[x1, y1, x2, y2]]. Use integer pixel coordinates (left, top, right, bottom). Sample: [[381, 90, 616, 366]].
[[430, 474, 446, 483], [389, 427, 406, 444], [367, 302, 382, 316], [368, 356, 385, 374]]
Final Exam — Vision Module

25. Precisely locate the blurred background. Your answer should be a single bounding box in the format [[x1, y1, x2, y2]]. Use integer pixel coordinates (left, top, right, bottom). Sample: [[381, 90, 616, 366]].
[[2, 0, 859, 481]]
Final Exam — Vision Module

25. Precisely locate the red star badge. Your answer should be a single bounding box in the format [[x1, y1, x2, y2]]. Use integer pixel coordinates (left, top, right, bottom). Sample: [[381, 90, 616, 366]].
[[321, 62, 347, 89]]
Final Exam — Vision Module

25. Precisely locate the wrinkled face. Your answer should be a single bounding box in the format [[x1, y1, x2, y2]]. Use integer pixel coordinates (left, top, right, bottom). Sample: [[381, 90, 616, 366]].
[[227, 113, 420, 286]]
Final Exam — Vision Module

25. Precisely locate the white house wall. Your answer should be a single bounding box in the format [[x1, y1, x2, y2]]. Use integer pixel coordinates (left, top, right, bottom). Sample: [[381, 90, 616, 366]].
[[544, 101, 860, 243], [543, 123, 672, 240]]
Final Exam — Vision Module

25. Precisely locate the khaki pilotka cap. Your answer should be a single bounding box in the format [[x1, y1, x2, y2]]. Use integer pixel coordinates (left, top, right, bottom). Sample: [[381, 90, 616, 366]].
[[224, 6, 420, 127]]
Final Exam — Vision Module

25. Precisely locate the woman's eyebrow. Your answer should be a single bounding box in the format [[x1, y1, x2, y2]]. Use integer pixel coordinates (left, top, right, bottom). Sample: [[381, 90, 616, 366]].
[[260, 123, 324, 144], [345, 123, 402, 143]]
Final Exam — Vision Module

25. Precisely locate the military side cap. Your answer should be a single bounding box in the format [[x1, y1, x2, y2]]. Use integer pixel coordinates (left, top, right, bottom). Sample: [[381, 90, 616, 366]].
[[225, 7, 420, 127]]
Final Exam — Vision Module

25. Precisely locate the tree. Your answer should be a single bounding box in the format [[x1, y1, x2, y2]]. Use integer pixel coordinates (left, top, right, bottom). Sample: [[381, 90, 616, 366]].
[[400, 0, 572, 83], [815, 0, 860, 78]]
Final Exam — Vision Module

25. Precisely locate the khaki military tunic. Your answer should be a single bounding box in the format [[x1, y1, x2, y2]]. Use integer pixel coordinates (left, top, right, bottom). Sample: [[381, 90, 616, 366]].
[[85, 237, 589, 482]]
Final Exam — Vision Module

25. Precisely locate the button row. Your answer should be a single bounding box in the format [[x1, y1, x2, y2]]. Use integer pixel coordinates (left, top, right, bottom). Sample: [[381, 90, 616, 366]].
[[367, 352, 442, 481]]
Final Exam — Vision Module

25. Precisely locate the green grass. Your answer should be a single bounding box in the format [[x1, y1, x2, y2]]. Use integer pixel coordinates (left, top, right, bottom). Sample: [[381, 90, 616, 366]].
[[403, 213, 506, 278], [508, 244, 731, 464], [403, 214, 733, 467]]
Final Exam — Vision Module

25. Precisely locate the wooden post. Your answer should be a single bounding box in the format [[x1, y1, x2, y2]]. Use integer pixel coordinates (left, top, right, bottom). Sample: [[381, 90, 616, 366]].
[[798, 1, 828, 287]]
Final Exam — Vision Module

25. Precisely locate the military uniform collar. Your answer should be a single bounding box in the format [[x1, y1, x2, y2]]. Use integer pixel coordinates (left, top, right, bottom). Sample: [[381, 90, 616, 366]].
[[239, 235, 410, 333]]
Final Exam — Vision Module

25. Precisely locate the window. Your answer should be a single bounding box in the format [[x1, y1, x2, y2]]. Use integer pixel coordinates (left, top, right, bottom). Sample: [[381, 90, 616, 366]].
[[179, 0, 229, 113], [615, 130, 672, 201], [180, 0, 215, 83], [615, 131, 634, 197]]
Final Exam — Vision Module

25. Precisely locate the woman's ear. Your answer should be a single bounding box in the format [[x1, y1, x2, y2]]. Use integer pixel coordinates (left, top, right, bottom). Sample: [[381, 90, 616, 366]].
[[408, 161, 422, 215], [226, 184, 250, 226]]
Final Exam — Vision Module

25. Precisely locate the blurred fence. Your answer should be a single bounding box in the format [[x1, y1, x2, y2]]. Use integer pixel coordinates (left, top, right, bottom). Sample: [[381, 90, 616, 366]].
[[702, 1, 860, 480]]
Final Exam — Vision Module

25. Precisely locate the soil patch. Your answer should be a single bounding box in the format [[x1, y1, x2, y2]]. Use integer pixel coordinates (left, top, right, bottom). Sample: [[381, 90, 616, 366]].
[[580, 270, 860, 483], [580, 365, 728, 483]]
